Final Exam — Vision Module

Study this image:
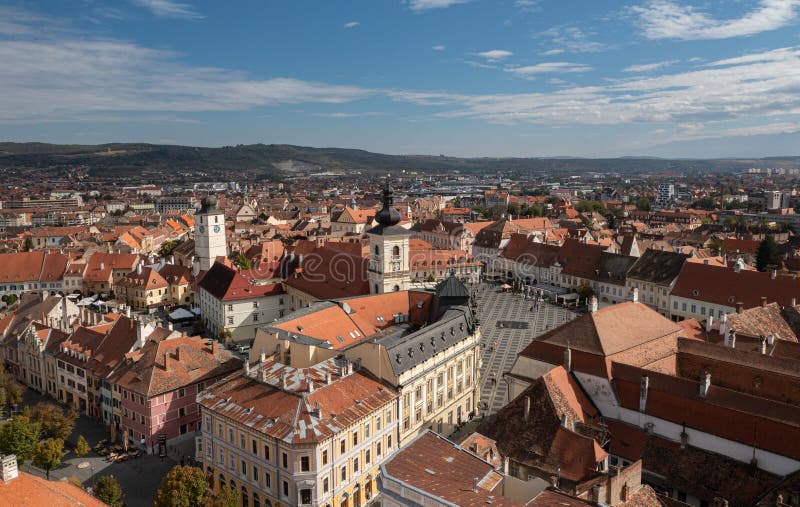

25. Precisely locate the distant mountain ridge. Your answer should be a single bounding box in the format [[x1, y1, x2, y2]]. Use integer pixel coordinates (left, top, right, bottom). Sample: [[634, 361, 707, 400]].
[[1, 142, 799, 181]]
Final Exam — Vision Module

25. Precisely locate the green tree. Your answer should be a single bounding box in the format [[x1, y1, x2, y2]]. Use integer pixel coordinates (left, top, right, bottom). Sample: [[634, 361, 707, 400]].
[[756, 236, 780, 272], [707, 236, 726, 253], [23, 236, 34, 252], [33, 437, 64, 480], [94, 475, 124, 507], [576, 282, 595, 300], [74, 435, 90, 458], [635, 197, 651, 211], [25, 403, 76, 441], [5, 294, 18, 307], [159, 240, 179, 258], [0, 364, 23, 417], [154, 465, 210, 507], [0, 416, 41, 464], [233, 252, 252, 271], [205, 485, 238, 507]]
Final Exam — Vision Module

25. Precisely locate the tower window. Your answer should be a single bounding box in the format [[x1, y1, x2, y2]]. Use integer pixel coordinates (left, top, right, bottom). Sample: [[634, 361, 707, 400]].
[[392, 245, 400, 256], [374, 245, 379, 256]]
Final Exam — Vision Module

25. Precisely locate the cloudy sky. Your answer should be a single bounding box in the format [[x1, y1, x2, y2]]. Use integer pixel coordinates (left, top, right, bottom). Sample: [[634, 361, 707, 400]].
[[1, 0, 800, 157]]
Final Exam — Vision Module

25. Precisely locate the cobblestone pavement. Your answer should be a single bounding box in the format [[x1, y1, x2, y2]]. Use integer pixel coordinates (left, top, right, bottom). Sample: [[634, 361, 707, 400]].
[[472, 283, 578, 415]]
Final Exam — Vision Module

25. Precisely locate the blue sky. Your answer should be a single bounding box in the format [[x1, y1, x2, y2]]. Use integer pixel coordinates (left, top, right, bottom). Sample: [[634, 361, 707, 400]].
[[1, 0, 800, 158]]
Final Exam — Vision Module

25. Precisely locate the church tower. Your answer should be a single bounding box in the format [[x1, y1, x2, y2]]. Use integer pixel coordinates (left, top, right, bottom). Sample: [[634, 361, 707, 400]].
[[195, 195, 227, 273], [367, 184, 411, 294]]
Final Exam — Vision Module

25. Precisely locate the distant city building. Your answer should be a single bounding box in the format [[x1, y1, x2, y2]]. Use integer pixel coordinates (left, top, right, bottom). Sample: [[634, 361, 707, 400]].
[[156, 195, 196, 214], [655, 183, 674, 208]]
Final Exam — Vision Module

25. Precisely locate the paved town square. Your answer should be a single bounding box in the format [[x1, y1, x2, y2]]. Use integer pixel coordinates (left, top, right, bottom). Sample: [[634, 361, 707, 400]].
[[473, 283, 578, 415]]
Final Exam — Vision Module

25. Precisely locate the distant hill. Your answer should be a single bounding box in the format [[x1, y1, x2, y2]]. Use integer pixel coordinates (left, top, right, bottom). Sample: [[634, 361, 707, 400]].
[[1, 142, 799, 181]]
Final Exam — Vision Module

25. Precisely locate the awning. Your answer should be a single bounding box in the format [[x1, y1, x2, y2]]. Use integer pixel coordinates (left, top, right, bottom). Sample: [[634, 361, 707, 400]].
[[169, 308, 195, 321]]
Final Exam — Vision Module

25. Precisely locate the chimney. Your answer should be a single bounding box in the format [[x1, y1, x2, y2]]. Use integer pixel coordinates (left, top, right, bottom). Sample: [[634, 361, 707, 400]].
[[724, 329, 736, 348], [472, 476, 479, 493], [281, 374, 288, 390], [761, 296, 768, 307], [307, 379, 314, 393], [771, 269, 777, 280], [211, 341, 219, 355], [632, 287, 639, 304], [136, 319, 147, 348], [792, 298, 797, 307], [524, 396, 531, 421], [768, 334, 775, 345], [167, 322, 173, 331], [705, 315, 714, 333], [639, 375, 649, 412], [699, 371, 711, 398], [1, 454, 19, 483], [243, 360, 250, 376], [100, 262, 105, 271], [590, 295, 598, 314], [261, 367, 269, 383], [325, 370, 332, 385], [136, 263, 142, 275], [736, 302, 744, 314], [760, 337, 768, 355], [260, 349, 266, 363], [311, 402, 321, 418], [125, 306, 131, 318], [563, 345, 572, 372]]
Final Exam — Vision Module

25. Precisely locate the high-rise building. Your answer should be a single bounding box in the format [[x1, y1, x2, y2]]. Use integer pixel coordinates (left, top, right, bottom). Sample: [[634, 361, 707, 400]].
[[656, 183, 674, 208]]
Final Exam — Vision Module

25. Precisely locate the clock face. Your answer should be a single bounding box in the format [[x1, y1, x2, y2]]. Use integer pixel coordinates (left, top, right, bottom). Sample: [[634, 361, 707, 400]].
[[213, 225, 221, 233], [198, 225, 205, 233]]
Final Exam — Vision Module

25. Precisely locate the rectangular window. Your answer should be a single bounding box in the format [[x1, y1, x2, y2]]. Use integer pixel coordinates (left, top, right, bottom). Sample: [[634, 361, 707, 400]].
[[264, 444, 270, 461], [366, 449, 371, 464], [240, 434, 245, 449], [340, 439, 346, 455], [179, 407, 186, 418], [322, 449, 328, 465], [282, 452, 288, 469], [301, 489, 312, 505], [178, 388, 185, 398], [353, 457, 359, 473], [265, 472, 271, 488], [283, 480, 289, 497], [387, 434, 392, 449], [365, 423, 370, 438], [377, 442, 382, 456], [340, 465, 347, 482], [352, 430, 358, 446], [301, 455, 310, 472], [376, 415, 381, 431], [252, 465, 258, 483], [323, 477, 329, 494], [241, 460, 247, 476]]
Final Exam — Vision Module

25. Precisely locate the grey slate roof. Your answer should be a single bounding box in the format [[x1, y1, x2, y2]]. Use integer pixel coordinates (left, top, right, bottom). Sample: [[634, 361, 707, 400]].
[[381, 306, 474, 376], [626, 249, 688, 285]]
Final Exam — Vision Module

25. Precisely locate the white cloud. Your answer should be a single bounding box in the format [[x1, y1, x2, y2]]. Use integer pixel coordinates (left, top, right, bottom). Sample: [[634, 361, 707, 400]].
[[505, 62, 593, 76], [623, 60, 679, 72], [476, 49, 513, 61], [537, 25, 608, 54], [343, 21, 360, 28], [313, 112, 385, 118], [432, 45, 446, 51], [0, 37, 372, 122], [407, 0, 473, 12], [464, 60, 497, 69], [131, 0, 203, 20], [632, 0, 800, 40]]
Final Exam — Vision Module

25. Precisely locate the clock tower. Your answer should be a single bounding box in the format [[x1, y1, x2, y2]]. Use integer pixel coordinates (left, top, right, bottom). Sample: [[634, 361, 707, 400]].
[[195, 195, 227, 274], [367, 184, 411, 294]]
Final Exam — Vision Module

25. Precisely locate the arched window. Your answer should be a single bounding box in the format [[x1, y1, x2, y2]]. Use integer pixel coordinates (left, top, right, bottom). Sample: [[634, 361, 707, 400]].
[[242, 486, 249, 507], [374, 245, 379, 256], [392, 245, 400, 256], [393, 285, 400, 292], [219, 475, 225, 488], [253, 492, 261, 507]]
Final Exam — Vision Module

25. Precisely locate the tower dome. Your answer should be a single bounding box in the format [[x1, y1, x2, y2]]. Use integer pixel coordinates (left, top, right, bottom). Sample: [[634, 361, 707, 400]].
[[375, 186, 402, 227], [199, 195, 220, 214]]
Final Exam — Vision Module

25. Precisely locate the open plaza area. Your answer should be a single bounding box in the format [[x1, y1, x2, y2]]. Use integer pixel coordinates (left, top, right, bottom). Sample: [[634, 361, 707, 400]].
[[473, 282, 578, 415]]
